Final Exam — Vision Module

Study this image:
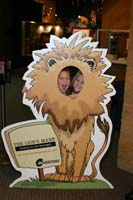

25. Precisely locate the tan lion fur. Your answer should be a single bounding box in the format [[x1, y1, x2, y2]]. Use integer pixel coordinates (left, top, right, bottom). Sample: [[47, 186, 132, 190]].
[[26, 37, 112, 133]]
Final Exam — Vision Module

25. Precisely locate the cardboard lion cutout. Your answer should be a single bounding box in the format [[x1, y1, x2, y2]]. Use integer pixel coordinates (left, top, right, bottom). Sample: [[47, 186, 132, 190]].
[[1, 31, 116, 189]]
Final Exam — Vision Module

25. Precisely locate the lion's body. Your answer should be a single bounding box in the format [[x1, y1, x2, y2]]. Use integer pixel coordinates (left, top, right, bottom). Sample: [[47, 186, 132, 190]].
[[46, 115, 94, 182], [23, 33, 115, 182]]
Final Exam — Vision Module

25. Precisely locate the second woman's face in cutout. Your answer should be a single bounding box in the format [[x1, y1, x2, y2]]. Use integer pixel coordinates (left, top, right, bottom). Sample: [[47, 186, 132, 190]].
[[73, 74, 84, 92]]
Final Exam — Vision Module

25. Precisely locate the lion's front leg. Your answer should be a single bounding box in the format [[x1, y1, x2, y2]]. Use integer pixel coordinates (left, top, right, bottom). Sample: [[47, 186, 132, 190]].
[[44, 142, 69, 182], [80, 140, 94, 179], [70, 140, 93, 182]]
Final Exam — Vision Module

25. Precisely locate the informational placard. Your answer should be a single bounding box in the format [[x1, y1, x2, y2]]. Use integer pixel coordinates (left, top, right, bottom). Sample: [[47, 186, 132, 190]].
[[4, 122, 61, 168]]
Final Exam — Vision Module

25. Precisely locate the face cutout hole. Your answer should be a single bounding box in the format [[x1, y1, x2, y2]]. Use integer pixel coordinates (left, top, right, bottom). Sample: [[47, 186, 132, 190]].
[[57, 66, 84, 99]]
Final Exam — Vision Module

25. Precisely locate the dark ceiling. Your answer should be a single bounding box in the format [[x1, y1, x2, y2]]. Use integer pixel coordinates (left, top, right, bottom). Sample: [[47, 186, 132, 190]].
[[13, 0, 103, 21], [56, 0, 104, 22]]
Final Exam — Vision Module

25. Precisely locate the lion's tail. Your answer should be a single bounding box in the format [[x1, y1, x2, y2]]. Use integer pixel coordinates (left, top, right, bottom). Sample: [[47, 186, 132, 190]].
[[89, 116, 109, 179]]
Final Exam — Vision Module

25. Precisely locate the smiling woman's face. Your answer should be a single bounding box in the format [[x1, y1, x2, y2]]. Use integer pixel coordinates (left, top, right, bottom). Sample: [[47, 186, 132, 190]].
[[58, 70, 70, 94], [73, 74, 84, 92]]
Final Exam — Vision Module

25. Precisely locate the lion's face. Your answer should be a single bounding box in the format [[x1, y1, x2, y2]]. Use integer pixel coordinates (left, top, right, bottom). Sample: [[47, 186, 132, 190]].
[[23, 32, 115, 132]]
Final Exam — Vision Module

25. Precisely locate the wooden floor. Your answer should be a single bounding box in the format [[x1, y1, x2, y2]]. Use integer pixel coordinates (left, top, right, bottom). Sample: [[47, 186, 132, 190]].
[[0, 160, 132, 200]]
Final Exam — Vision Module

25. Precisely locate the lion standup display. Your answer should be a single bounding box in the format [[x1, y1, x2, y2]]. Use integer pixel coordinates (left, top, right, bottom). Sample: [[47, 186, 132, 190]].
[[23, 32, 115, 183]]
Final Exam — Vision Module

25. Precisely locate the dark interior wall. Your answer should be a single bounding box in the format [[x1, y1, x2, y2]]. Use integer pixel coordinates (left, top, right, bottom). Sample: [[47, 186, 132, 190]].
[[17, 0, 42, 21], [93, 0, 131, 152], [0, 0, 15, 60], [14, 0, 42, 68], [102, 0, 131, 29], [0, 0, 42, 67]]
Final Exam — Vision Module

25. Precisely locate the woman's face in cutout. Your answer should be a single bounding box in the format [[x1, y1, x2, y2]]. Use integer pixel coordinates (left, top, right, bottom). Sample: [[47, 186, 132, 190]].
[[58, 70, 70, 94], [73, 74, 84, 92]]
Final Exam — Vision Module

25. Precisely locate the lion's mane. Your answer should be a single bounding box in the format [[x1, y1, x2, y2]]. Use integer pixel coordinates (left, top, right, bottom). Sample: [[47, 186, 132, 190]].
[[24, 33, 114, 132]]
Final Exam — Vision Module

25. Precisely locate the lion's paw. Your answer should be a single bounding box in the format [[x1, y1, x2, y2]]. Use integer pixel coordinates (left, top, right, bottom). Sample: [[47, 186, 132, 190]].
[[70, 175, 90, 183], [79, 175, 90, 182], [44, 173, 69, 182]]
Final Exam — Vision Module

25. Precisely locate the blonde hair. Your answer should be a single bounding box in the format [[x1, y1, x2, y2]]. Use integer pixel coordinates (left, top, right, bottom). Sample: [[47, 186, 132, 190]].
[[71, 70, 83, 86]]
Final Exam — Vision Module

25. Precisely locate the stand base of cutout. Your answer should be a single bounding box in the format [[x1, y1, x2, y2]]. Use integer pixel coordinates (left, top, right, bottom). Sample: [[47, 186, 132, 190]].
[[13, 179, 110, 189]]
